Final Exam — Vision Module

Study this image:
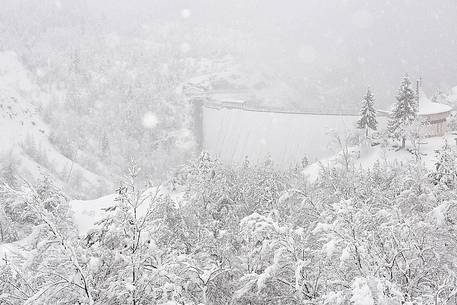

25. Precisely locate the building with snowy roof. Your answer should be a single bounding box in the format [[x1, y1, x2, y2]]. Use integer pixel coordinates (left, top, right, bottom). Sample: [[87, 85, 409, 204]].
[[416, 89, 452, 137], [381, 90, 452, 137], [379, 81, 452, 138]]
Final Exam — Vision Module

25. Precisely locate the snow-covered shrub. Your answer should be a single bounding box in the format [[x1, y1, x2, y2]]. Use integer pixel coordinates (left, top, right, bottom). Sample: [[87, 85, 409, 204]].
[[430, 140, 457, 188], [2, 153, 457, 305], [0, 178, 91, 304]]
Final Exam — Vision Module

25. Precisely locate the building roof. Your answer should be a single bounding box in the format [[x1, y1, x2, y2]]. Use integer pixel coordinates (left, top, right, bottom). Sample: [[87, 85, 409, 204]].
[[380, 88, 453, 117], [417, 90, 452, 116]]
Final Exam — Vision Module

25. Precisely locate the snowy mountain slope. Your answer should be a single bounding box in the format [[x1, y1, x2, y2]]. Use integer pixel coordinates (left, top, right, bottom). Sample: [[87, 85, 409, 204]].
[[0, 51, 107, 198]]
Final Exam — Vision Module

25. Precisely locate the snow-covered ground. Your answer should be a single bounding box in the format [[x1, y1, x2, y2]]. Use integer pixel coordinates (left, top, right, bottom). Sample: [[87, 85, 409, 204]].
[[0, 186, 182, 265], [70, 193, 118, 235], [303, 133, 455, 182], [69, 185, 185, 235]]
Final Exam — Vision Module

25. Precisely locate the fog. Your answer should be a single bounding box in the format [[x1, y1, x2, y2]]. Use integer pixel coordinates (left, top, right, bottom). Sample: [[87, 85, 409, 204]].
[[1, 0, 457, 187], [2, 0, 457, 109]]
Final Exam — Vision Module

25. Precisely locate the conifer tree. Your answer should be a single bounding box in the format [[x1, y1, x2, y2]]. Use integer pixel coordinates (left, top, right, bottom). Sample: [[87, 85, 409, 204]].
[[357, 87, 377, 137], [388, 75, 418, 148]]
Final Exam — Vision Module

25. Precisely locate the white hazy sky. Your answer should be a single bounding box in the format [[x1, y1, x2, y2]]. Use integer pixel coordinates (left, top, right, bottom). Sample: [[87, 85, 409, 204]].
[[2, 0, 457, 108]]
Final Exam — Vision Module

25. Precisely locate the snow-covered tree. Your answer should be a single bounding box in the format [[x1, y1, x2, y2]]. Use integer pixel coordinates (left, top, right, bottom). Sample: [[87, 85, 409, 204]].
[[431, 140, 457, 188], [0, 178, 94, 305], [357, 87, 377, 137], [327, 129, 358, 172], [3, 153, 457, 304], [235, 210, 322, 304], [85, 163, 183, 305], [406, 118, 427, 160], [388, 75, 418, 148]]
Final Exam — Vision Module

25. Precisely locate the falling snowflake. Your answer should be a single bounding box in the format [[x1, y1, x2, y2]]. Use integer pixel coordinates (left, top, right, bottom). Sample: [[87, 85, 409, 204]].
[[142, 112, 159, 129], [36, 68, 45, 78], [181, 9, 191, 19]]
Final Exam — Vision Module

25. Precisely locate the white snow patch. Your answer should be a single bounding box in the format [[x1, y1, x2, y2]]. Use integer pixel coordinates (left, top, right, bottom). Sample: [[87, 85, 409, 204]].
[[312, 222, 333, 234], [322, 238, 338, 258], [323, 291, 345, 305], [351, 277, 374, 305], [70, 194, 117, 235], [417, 90, 452, 115], [70, 186, 184, 235], [125, 283, 135, 292], [431, 203, 448, 226], [340, 245, 351, 264]]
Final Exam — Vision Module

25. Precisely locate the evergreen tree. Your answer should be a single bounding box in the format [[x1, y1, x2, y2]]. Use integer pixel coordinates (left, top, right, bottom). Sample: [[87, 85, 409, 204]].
[[388, 75, 418, 148], [357, 87, 377, 137]]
